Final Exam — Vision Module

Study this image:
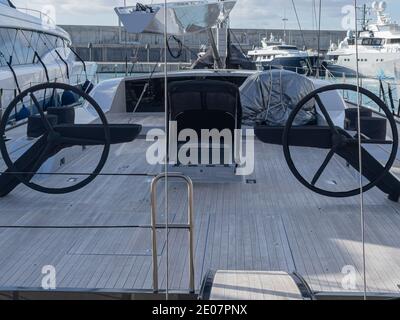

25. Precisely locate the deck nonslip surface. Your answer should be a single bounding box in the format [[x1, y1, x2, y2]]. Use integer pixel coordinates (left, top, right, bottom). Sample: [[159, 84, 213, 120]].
[[0, 113, 399, 294]]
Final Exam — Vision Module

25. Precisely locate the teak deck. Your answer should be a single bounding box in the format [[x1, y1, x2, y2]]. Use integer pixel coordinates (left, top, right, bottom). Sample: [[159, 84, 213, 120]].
[[0, 113, 399, 296]]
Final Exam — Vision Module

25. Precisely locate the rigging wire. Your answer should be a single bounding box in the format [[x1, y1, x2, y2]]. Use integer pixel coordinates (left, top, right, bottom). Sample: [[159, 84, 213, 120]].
[[316, 0, 322, 72], [163, 0, 170, 301], [0, 29, 14, 64], [291, 0, 307, 51], [290, 0, 314, 73], [313, 0, 318, 32], [0, 50, 21, 94], [353, 0, 367, 301], [0, 30, 14, 64], [131, 56, 161, 114], [39, 33, 67, 82], [311, 0, 316, 31], [9, 28, 20, 65], [228, 29, 255, 67]]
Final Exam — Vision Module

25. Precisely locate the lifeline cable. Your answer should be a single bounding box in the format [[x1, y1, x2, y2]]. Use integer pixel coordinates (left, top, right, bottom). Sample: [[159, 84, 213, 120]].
[[353, 0, 368, 300]]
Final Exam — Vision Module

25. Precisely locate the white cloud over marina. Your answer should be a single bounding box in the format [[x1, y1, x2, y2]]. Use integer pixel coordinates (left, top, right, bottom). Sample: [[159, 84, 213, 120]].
[[11, 0, 400, 29]]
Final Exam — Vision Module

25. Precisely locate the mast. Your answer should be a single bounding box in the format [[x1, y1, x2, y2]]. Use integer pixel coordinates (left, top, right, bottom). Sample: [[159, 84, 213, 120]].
[[209, 0, 229, 69], [361, 4, 367, 31]]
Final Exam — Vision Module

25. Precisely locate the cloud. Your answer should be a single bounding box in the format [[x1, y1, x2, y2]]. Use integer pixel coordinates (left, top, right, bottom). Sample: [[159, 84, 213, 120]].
[[11, 0, 400, 29]]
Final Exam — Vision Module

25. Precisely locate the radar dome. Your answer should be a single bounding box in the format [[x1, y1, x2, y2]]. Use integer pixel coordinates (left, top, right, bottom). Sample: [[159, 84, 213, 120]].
[[346, 30, 354, 38], [380, 1, 387, 11]]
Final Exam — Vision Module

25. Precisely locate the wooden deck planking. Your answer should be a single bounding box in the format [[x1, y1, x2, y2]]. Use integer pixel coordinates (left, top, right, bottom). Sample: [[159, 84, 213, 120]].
[[0, 113, 399, 294], [209, 271, 303, 300]]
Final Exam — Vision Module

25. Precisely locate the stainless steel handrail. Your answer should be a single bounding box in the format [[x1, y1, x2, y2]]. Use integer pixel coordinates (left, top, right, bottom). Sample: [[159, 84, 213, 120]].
[[15, 7, 57, 26], [150, 173, 195, 294]]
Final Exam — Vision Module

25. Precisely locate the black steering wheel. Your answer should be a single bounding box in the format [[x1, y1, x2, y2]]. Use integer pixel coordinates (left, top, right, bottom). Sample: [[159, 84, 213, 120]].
[[283, 83, 399, 198], [0, 82, 111, 195]]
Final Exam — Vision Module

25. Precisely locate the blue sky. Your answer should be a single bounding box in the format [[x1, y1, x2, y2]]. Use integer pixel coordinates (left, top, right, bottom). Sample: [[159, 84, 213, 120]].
[[11, 0, 400, 30]]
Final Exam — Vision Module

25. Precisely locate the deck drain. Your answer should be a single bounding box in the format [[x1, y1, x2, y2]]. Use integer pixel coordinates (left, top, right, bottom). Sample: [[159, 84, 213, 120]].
[[325, 180, 338, 186], [246, 179, 257, 184]]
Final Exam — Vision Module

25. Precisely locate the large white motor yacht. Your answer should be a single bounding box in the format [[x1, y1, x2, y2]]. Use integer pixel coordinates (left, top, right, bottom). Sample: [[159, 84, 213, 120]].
[[327, 1, 400, 79], [247, 34, 319, 74]]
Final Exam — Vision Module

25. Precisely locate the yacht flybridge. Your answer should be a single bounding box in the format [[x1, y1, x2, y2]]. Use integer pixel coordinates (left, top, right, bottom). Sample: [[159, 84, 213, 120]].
[[327, 1, 400, 78], [0, 0, 399, 301], [0, 0, 97, 118]]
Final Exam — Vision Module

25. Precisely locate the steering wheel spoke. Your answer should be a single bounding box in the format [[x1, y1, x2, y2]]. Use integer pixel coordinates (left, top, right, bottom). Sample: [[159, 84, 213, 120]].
[[314, 94, 339, 134], [311, 147, 337, 186], [58, 136, 105, 146]]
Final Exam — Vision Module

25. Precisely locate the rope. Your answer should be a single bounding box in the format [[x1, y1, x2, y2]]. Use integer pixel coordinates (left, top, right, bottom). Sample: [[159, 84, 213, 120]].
[[166, 35, 183, 59]]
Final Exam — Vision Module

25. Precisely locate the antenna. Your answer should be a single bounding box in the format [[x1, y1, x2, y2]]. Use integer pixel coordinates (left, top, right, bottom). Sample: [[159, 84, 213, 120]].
[[353, 3, 372, 32], [282, 8, 288, 43]]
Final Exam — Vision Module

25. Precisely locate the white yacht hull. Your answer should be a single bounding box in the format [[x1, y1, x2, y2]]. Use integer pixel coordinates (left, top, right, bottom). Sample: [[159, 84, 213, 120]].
[[0, 3, 97, 111], [0, 2, 70, 41], [328, 52, 400, 78]]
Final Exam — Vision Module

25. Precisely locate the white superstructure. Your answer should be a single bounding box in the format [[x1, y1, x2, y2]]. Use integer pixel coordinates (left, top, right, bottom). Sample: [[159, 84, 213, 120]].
[[0, 0, 97, 110], [247, 34, 318, 73], [327, 1, 400, 78]]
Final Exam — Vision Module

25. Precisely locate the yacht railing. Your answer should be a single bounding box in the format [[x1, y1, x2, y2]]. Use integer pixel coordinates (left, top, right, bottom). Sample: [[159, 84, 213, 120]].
[[286, 64, 400, 120], [150, 173, 195, 294], [15, 7, 57, 27]]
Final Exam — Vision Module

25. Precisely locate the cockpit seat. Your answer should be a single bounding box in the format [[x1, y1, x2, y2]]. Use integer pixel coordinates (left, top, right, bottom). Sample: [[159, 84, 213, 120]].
[[168, 80, 242, 168], [168, 80, 242, 134]]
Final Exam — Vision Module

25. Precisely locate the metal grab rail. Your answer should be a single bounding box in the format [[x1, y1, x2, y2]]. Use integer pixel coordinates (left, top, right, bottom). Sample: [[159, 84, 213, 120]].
[[150, 173, 195, 294], [15, 7, 57, 27]]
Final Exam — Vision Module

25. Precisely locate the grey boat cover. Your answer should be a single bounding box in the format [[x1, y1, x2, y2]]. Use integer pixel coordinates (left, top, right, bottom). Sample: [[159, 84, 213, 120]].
[[240, 70, 317, 126]]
